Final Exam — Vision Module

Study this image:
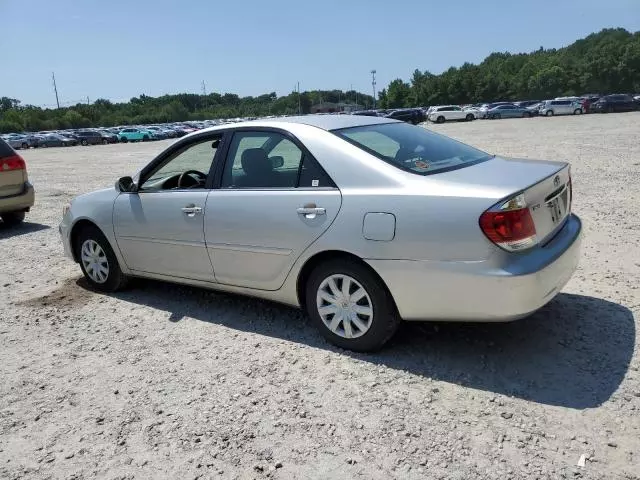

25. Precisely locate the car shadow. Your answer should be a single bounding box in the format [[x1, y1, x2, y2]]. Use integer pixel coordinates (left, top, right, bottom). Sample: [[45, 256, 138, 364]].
[[0, 221, 50, 239], [81, 278, 634, 409]]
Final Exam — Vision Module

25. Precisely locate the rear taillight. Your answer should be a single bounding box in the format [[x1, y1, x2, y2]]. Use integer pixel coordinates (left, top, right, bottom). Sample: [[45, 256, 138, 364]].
[[0, 155, 26, 172], [479, 194, 537, 252]]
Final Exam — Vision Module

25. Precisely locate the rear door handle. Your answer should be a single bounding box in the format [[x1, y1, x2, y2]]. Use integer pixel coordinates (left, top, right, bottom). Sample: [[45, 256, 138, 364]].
[[297, 204, 326, 218], [181, 204, 203, 217]]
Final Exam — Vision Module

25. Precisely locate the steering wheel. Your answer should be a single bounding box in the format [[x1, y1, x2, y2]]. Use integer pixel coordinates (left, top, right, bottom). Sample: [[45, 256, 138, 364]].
[[177, 170, 207, 188]]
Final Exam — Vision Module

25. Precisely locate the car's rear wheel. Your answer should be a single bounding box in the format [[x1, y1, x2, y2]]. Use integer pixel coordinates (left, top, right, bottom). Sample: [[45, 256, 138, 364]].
[[465, 114, 474, 121], [142, 135, 150, 141], [120, 137, 128, 143], [102, 139, 108, 145], [81, 139, 88, 146], [21, 142, 28, 149], [75, 225, 128, 292], [494, 113, 501, 120], [436, 116, 445, 124], [574, 108, 582, 115], [305, 259, 400, 352], [522, 112, 530, 118], [546, 110, 554, 116], [1, 211, 25, 226]]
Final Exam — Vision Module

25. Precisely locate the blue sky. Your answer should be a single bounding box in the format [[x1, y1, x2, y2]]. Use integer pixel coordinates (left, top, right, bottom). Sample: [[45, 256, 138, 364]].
[[1, 0, 639, 107]]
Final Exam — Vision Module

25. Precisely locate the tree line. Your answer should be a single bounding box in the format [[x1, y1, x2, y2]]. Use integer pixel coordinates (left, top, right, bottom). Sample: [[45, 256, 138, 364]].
[[378, 28, 640, 108], [1, 28, 639, 133], [0, 90, 373, 133]]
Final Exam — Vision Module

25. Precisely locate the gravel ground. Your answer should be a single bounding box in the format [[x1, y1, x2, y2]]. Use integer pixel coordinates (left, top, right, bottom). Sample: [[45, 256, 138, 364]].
[[1, 113, 639, 480]]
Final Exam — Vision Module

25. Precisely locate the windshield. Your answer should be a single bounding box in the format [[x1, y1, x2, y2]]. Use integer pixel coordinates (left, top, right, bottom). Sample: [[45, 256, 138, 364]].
[[333, 122, 491, 175]]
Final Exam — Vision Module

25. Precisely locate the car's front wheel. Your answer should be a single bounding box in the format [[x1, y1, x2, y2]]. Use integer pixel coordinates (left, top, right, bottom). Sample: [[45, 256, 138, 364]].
[[1, 211, 25, 226], [305, 259, 400, 352], [436, 116, 445, 124], [465, 114, 474, 121], [75, 225, 128, 292], [574, 108, 582, 115]]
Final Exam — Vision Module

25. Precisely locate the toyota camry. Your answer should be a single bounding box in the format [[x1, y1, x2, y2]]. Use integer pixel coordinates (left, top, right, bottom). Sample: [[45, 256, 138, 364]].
[[59, 115, 581, 351]]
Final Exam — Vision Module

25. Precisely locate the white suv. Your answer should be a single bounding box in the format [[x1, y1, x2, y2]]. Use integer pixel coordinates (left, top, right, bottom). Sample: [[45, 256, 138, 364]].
[[539, 99, 583, 116], [428, 105, 475, 123]]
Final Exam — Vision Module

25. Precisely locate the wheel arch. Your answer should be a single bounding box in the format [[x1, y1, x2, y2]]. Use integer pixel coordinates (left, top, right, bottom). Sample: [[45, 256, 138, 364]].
[[295, 250, 397, 315], [69, 219, 107, 263]]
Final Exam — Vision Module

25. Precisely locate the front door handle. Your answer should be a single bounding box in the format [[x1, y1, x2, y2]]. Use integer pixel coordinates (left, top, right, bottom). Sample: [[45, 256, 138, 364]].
[[297, 203, 326, 218], [181, 204, 203, 217]]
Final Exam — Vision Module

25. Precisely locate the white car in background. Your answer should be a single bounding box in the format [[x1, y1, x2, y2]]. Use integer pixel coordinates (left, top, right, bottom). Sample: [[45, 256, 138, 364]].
[[428, 105, 475, 123]]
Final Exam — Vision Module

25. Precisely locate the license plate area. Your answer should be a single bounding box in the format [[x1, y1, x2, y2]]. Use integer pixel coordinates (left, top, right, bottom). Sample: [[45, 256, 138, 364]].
[[546, 188, 568, 225]]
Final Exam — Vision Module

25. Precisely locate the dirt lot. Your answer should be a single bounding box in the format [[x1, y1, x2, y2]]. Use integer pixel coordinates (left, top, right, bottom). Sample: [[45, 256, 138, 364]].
[[1, 113, 639, 479]]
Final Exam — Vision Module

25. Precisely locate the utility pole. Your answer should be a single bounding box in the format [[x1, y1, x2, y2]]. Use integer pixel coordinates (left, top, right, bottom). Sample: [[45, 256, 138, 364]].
[[52, 72, 60, 109], [371, 69, 377, 109], [297, 81, 301, 115], [86, 96, 90, 105], [201, 80, 206, 96]]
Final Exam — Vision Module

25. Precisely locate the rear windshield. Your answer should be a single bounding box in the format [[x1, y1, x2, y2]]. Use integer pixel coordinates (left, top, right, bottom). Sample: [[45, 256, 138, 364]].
[[333, 122, 491, 175], [0, 138, 16, 158]]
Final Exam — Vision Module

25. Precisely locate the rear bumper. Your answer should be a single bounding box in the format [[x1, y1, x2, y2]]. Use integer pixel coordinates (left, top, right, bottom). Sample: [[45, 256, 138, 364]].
[[0, 182, 35, 214], [366, 214, 582, 322]]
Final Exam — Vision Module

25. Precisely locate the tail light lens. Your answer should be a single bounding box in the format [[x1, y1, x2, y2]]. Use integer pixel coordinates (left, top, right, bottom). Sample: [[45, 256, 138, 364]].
[[1, 155, 26, 172], [479, 193, 537, 252]]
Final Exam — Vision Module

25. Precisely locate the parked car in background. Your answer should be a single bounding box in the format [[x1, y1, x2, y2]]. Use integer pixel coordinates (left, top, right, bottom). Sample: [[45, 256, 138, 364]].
[[462, 106, 482, 119], [486, 104, 534, 119], [590, 94, 638, 113], [75, 130, 104, 146], [0, 138, 34, 226], [539, 100, 583, 116], [118, 127, 154, 142], [3, 135, 32, 150], [428, 105, 474, 123], [144, 126, 170, 140], [384, 108, 426, 124], [60, 115, 581, 351], [514, 100, 541, 108], [97, 130, 118, 144], [37, 134, 77, 147]]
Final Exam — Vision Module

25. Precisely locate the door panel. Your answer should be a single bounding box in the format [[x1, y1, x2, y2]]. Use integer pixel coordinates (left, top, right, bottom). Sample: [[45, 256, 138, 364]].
[[113, 191, 214, 280], [204, 189, 341, 290]]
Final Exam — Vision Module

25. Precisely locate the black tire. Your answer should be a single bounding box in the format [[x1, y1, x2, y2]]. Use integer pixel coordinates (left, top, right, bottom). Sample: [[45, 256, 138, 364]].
[[465, 114, 474, 121], [81, 139, 88, 146], [102, 139, 108, 145], [142, 135, 150, 142], [120, 137, 128, 143], [573, 108, 582, 115], [436, 116, 445, 124], [75, 225, 128, 292], [522, 112, 530, 118], [1, 211, 25, 226], [494, 113, 501, 120], [305, 259, 400, 352], [21, 142, 28, 150], [546, 110, 553, 117]]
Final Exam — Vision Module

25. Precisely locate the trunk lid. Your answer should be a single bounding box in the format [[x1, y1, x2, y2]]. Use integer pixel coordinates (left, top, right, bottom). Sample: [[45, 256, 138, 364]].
[[435, 156, 571, 246], [0, 140, 26, 198]]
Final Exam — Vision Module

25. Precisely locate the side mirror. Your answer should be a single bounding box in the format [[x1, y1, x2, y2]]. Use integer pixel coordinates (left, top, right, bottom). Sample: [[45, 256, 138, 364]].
[[270, 156, 284, 169], [116, 176, 137, 193]]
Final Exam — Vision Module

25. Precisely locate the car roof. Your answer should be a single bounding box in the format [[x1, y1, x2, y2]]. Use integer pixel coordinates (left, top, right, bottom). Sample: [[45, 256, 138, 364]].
[[184, 114, 398, 138]]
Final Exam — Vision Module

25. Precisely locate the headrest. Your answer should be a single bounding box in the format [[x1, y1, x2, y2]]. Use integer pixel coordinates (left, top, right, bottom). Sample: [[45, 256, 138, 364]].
[[241, 148, 272, 176]]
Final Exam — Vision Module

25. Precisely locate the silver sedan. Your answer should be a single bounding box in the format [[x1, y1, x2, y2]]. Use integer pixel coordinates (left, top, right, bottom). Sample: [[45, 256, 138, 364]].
[[59, 115, 582, 351]]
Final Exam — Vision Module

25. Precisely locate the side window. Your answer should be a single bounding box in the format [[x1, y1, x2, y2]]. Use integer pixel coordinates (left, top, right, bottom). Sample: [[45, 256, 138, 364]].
[[298, 156, 335, 188], [221, 131, 303, 189], [140, 137, 220, 191]]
